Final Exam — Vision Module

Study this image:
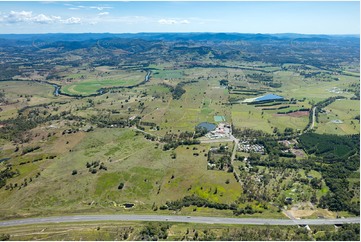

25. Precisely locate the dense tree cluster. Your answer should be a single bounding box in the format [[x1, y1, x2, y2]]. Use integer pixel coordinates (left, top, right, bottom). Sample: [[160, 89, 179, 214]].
[[165, 195, 232, 211], [85, 160, 107, 174], [194, 126, 208, 138], [167, 80, 198, 100], [314, 96, 346, 122], [207, 146, 233, 171], [250, 151, 359, 215], [277, 108, 309, 114], [315, 224, 360, 241], [0, 233, 10, 241], [219, 226, 310, 241], [135, 223, 169, 241], [0, 166, 19, 189], [0, 108, 61, 143], [246, 73, 273, 82], [298, 133, 359, 160]]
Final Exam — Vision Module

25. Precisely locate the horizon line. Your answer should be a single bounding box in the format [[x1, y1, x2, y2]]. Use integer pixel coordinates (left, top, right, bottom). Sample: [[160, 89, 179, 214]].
[[0, 32, 359, 36]]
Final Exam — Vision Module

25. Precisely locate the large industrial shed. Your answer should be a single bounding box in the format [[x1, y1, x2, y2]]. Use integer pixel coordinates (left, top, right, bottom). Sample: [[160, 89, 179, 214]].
[[242, 93, 285, 103]]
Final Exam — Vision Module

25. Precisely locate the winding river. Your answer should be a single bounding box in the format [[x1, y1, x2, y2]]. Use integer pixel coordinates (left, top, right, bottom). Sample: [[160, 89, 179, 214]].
[[52, 84, 60, 96]]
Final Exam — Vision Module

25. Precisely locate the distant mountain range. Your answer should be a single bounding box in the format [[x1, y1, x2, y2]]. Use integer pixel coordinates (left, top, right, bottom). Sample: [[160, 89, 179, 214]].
[[0, 32, 357, 70], [0, 32, 359, 43]]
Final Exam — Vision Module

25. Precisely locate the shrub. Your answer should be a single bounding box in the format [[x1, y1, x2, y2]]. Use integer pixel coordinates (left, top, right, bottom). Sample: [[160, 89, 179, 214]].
[[118, 182, 124, 190]]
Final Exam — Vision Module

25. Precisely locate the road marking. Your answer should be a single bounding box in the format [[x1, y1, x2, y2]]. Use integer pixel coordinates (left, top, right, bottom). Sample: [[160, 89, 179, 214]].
[[0, 215, 359, 227]]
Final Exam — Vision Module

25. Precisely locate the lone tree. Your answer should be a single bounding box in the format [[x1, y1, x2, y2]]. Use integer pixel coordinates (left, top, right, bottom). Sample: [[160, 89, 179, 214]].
[[118, 182, 124, 190], [72, 170, 78, 175]]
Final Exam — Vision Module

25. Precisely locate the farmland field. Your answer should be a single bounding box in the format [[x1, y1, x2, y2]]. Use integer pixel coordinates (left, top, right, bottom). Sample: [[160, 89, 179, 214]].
[[0, 32, 359, 240], [316, 99, 360, 135], [59, 69, 146, 96], [0, 128, 244, 219]]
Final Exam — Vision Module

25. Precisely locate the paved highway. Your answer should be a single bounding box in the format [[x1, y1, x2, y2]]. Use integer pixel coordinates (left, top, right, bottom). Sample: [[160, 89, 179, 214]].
[[200, 138, 233, 143], [0, 215, 359, 227]]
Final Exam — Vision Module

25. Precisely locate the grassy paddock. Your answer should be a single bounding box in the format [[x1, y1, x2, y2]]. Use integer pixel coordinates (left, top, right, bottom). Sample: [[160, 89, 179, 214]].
[[59, 69, 145, 95], [0, 129, 248, 219], [316, 99, 360, 135], [0, 81, 61, 120]]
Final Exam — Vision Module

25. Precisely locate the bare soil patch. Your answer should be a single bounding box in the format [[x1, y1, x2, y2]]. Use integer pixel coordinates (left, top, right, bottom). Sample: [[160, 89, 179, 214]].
[[287, 209, 335, 219], [276, 111, 309, 117], [290, 148, 306, 158]]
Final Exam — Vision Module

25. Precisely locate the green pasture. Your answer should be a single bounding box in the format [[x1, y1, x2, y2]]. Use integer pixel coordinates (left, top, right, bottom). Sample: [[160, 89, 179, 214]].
[[231, 103, 309, 133], [55, 67, 146, 95], [61, 78, 142, 96], [274, 71, 359, 102], [0, 129, 245, 219], [0, 81, 54, 98], [0, 63, 359, 222], [0, 80, 60, 120], [141, 77, 230, 135], [316, 99, 360, 135], [152, 69, 184, 79]]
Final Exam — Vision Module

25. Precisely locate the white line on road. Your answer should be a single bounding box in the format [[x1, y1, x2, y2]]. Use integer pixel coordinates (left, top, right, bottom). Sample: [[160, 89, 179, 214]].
[[0, 215, 359, 227]]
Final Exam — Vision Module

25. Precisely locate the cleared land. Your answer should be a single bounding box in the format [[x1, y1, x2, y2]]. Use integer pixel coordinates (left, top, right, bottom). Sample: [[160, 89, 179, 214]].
[[0, 34, 359, 237], [59, 68, 145, 96], [0, 129, 246, 219], [316, 99, 360, 135]]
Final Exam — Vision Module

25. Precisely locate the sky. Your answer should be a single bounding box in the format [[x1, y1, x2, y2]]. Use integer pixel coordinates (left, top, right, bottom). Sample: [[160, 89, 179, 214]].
[[0, 1, 359, 34]]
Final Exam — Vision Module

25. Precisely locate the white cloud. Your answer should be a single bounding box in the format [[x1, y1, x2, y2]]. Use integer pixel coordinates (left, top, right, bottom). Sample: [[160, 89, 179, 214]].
[[98, 12, 109, 16], [6, 11, 33, 23], [32, 14, 60, 24], [64, 3, 113, 11], [158, 18, 191, 25], [0, 11, 80, 25], [62, 17, 81, 24], [89, 6, 113, 11], [158, 19, 177, 25], [179, 20, 191, 24]]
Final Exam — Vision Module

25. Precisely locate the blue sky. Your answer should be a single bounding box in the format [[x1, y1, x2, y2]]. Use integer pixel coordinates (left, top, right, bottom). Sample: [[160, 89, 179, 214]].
[[0, 1, 359, 34]]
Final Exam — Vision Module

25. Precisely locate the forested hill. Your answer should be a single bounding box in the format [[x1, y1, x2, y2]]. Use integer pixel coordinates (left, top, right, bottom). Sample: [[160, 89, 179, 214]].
[[0, 33, 359, 74]]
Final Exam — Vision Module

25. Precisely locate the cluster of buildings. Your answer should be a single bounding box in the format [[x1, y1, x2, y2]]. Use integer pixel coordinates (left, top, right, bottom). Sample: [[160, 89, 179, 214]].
[[328, 87, 343, 94], [278, 139, 305, 157], [205, 122, 232, 139], [278, 139, 298, 148], [238, 141, 265, 154]]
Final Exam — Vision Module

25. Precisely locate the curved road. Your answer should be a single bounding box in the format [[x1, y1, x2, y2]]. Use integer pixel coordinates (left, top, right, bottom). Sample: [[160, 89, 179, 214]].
[[0, 215, 359, 227]]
